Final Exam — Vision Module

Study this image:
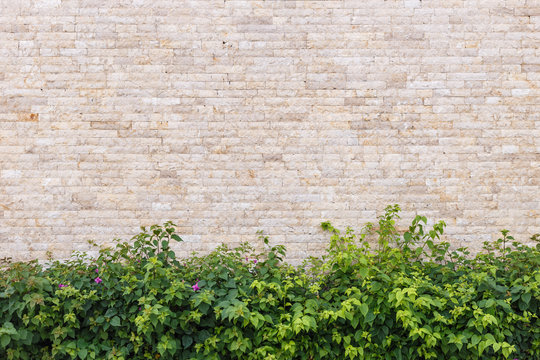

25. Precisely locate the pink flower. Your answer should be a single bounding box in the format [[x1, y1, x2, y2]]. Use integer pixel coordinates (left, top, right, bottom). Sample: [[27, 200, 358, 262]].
[[58, 284, 67, 288], [94, 277, 103, 284], [95, 268, 99, 273], [192, 281, 200, 292], [253, 259, 258, 264]]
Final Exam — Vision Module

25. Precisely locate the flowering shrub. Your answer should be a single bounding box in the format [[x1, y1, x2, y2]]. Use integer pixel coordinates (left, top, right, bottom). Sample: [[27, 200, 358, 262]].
[[0, 209, 538, 359]]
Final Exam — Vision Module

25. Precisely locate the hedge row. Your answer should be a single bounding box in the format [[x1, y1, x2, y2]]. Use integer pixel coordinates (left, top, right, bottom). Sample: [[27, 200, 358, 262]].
[[1, 205, 539, 359]]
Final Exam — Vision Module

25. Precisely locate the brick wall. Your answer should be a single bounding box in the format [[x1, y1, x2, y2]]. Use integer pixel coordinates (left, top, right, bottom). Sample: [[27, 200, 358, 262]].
[[1, 0, 539, 262]]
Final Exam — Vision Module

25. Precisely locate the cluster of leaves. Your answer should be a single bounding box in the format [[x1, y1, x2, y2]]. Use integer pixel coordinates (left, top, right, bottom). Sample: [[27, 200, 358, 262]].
[[0, 208, 539, 359]]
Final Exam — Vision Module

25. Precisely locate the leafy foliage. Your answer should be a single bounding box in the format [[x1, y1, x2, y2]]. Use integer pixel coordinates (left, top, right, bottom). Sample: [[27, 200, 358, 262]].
[[1, 207, 539, 359]]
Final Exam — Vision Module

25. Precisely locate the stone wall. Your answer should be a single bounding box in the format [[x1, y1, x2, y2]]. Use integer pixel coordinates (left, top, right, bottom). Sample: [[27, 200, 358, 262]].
[[1, 0, 539, 262]]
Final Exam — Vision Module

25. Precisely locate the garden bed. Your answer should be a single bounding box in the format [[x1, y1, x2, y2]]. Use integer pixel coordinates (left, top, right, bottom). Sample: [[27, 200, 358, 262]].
[[1, 205, 538, 359]]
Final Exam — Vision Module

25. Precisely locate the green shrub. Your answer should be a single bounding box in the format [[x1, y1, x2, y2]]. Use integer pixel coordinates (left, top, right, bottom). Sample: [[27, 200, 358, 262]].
[[1, 207, 538, 359]]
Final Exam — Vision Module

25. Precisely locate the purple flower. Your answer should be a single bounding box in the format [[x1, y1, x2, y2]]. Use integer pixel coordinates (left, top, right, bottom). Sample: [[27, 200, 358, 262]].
[[95, 268, 99, 273], [94, 277, 103, 284], [138, 306, 141, 311], [192, 281, 200, 292], [253, 259, 258, 264], [58, 284, 67, 288]]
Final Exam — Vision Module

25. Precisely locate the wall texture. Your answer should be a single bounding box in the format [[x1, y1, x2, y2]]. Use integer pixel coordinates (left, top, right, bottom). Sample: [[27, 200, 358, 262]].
[[1, 0, 539, 262]]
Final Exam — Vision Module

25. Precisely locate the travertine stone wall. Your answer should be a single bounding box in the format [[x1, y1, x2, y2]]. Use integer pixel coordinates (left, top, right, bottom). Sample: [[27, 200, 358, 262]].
[[1, 0, 539, 262]]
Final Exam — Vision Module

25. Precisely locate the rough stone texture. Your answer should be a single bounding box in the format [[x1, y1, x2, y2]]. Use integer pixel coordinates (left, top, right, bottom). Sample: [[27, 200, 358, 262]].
[[0, 0, 539, 263]]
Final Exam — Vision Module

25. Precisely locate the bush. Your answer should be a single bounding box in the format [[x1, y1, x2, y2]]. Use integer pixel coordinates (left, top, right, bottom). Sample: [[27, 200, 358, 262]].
[[1, 207, 539, 360]]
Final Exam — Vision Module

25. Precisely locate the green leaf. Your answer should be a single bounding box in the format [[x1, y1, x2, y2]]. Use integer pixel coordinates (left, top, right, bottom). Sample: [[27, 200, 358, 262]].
[[403, 232, 412, 242], [110, 316, 121, 327], [157, 342, 167, 355], [1, 334, 10, 348], [78, 348, 88, 359], [478, 340, 488, 355], [250, 314, 259, 328], [470, 335, 481, 346], [104, 308, 117, 318], [359, 303, 368, 317], [357, 267, 368, 278], [364, 312, 376, 324], [351, 316, 360, 329], [521, 292, 531, 305], [305, 299, 319, 313], [395, 291, 404, 303], [182, 335, 193, 348], [0, 322, 16, 336], [303, 315, 317, 331], [485, 334, 495, 346], [169, 339, 177, 354]]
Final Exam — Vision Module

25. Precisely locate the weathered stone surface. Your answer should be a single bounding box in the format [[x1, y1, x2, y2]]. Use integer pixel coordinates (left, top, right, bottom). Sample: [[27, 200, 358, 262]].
[[0, 0, 539, 263]]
